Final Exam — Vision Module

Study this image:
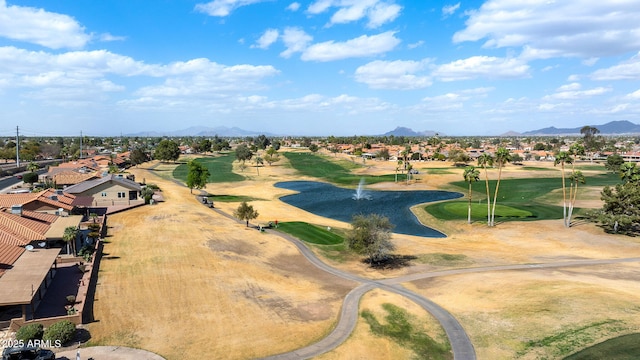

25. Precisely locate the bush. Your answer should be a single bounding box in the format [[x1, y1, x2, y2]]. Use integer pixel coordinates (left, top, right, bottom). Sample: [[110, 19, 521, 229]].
[[66, 295, 76, 304], [87, 223, 101, 231], [78, 245, 94, 262], [43, 320, 76, 345], [16, 323, 43, 341], [22, 172, 39, 184]]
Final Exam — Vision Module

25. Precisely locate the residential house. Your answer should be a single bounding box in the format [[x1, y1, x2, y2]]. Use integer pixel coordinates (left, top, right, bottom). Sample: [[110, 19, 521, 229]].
[[63, 174, 142, 207]]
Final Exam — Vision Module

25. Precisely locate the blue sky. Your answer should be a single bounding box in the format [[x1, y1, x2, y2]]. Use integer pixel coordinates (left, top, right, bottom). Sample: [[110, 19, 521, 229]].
[[1, 0, 640, 137]]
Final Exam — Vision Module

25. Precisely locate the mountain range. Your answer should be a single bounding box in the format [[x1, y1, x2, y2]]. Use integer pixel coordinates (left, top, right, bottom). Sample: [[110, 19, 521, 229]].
[[126, 121, 640, 138], [519, 120, 640, 135], [384, 121, 640, 137], [126, 126, 276, 137]]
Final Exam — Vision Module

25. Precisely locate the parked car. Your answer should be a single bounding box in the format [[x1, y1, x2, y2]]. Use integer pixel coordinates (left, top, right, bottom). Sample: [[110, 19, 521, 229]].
[[2, 346, 55, 360], [15, 174, 22, 179]]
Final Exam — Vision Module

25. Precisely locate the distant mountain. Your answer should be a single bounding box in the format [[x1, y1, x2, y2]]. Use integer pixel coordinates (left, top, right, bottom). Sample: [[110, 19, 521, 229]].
[[126, 126, 275, 137], [383, 126, 439, 137], [522, 120, 640, 135], [500, 131, 522, 137]]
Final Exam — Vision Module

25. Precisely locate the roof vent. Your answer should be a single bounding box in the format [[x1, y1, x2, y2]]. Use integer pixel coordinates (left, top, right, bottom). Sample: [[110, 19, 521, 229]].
[[56, 190, 64, 195], [49, 195, 58, 201], [11, 205, 23, 216]]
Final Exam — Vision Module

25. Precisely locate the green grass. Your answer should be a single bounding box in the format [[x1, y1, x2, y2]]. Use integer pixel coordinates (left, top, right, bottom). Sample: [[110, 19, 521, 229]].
[[426, 173, 620, 222], [173, 154, 244, 183], [421, 168, 456, 174], [564, 333, 640, 360], [276, 221, 344, 245], [521, 166, 554, 171], [415, 253, 472, 267], [361, 303, 452, 360], [574, 164, 607, 171], [442, 202, 533, 219], [284, 152, 405, 186], [206, 194, 259, 202], [518, 319, 628, 358]]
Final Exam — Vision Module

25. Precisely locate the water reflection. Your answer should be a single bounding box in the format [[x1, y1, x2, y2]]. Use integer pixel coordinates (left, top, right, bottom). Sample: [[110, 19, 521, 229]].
[[275, 181, 462, 238]]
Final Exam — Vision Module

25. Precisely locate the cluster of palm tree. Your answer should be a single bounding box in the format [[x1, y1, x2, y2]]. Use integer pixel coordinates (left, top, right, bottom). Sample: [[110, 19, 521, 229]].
[[554, 143, 586, 227], [464, 148, 512, 226]]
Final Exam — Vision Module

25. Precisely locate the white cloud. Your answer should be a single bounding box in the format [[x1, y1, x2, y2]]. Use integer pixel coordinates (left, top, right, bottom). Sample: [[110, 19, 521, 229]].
[[0, 0, 90, 49], [307, 0, 334, 14], [442, 3, 460, 17], [408, 40, 424, 49], [590, 52, 640, 80], [195, 0, 265, 17], [280, 27, 313, 58], [99, 33, 126, 42], [543, 83, 612, 100], [626, 89, 640, 100], [301, 31, 400, 62], [307, 0, 401, 29], [433, 56, 530, 81], [363, 2, 401, 28], [0, 46, 279, 106], [252, 29, 279, 49], [287, 2, 301, 11], [453, 1, 640, 59], [557, 83, 581, 92], [354, 59, 432, 89]]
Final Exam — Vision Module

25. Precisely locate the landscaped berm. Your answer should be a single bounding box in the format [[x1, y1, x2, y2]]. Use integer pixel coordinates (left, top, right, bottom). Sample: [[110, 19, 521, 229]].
[[87, 154, 640, 360]]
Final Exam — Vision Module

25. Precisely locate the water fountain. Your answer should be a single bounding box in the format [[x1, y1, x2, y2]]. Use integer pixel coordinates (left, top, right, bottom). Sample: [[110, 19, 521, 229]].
[[352, 178, 372, 200]]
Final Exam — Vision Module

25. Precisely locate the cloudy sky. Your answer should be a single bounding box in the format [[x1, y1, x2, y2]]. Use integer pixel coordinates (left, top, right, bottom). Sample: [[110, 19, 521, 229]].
[[1, 0, 640, 137]]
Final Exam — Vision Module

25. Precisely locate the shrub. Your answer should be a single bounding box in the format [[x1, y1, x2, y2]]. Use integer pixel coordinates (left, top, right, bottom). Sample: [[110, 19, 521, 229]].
[[43, 320, 76, 345], [87, 223, 101, 231], [66, 295, 76, 304], [22, 172, 39, 184], [78, 245, 94, 262], [16, 323, 43, 341]]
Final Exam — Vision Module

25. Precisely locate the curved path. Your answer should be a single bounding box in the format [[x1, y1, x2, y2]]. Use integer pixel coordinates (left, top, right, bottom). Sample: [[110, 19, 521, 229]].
[[191, 178, 639, 359], [259, 221, 640, 360]]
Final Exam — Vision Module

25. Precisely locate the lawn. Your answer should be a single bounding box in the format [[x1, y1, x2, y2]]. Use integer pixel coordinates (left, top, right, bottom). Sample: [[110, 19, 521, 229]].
[[564, 333, 640, 359], [425, 172, 620, 222], [205, 194, 259, 202], [284, 152, 403, 186], [276, 221, 344, 245], [173, 154, 244, 183]]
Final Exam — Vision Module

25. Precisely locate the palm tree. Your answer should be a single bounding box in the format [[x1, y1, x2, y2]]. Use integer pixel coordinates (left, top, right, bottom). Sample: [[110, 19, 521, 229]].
[[396, 159, 403, 182], [463, 166, 480, 224], [477, 153, 494, 226], [62, 226, 78, 255], [27, 162, 38, 173], [406, 163, 413, 185], [567, 170, 586, 226], [490, 148, 511, 226], [554, 151, 573, 227], [254, 156, 264, 176]]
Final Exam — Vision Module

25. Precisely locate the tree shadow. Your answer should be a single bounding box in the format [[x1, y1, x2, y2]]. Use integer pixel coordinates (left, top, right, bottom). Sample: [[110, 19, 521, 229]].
[[363, 255, 417, 270]]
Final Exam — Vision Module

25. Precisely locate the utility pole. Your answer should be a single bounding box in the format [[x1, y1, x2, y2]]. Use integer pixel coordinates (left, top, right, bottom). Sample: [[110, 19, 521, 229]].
[[15, 126, 20, 168], [80, 131, 83, 159]]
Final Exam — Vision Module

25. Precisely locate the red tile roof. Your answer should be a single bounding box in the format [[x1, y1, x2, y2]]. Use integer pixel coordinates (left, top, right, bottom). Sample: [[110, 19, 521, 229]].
[[0, 243, 24, 276], [0, 211, 50, 245], [0, 190, 77, 211]]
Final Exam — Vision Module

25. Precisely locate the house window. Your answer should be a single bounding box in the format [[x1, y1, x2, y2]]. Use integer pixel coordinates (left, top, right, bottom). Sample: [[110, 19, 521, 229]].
[[117, 192, 126, 198], [101, 192, 107, 197]]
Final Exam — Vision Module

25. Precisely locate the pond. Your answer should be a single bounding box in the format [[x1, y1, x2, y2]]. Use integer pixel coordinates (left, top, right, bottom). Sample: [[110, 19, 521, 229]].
[[275, 181, 462, 238]]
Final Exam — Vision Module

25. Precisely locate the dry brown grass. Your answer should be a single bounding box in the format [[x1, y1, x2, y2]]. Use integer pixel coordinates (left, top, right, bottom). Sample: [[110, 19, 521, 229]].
[[88, 155, 640, 359]]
